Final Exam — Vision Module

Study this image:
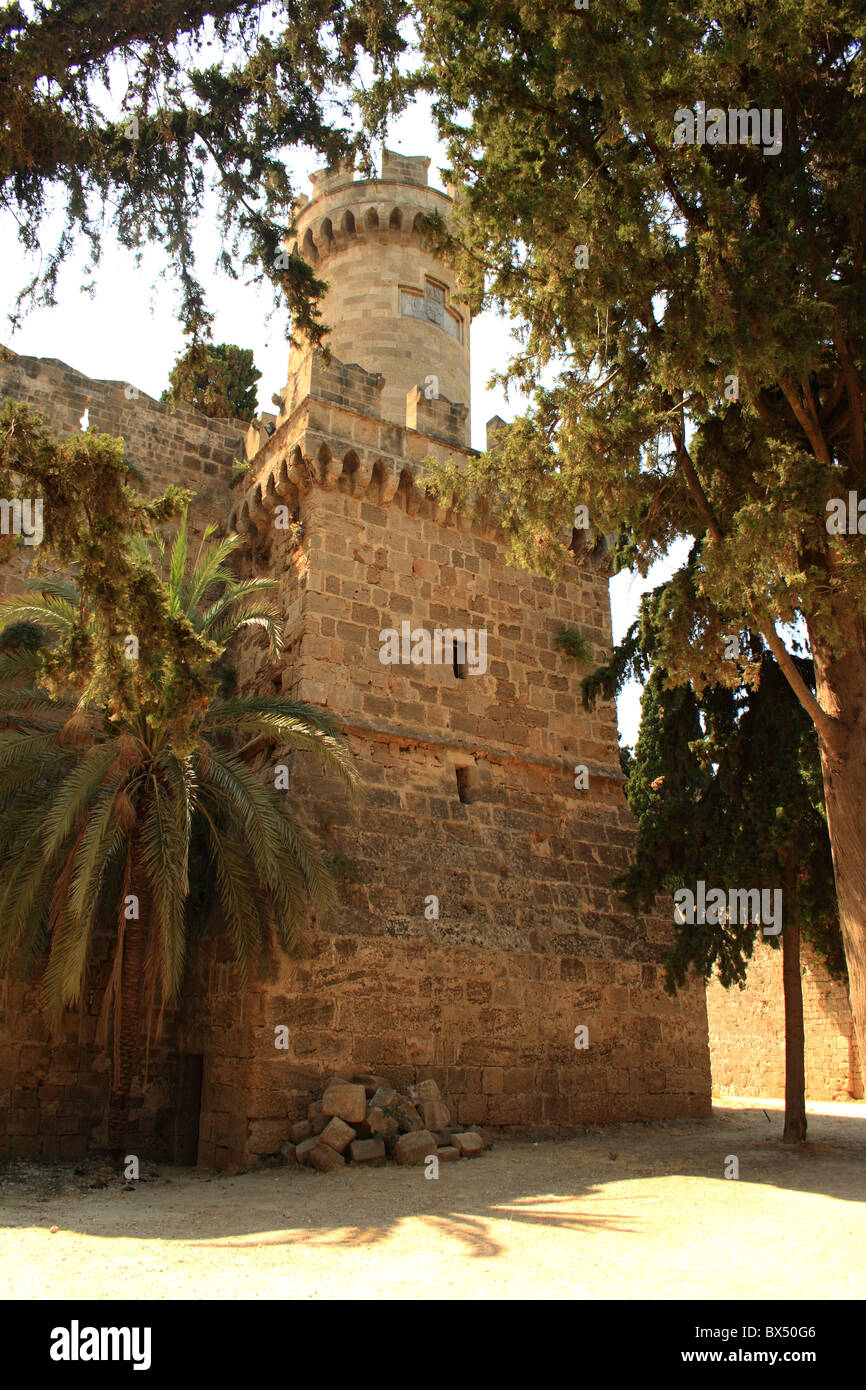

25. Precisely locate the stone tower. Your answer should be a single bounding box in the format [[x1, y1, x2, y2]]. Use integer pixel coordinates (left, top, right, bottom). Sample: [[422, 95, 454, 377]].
[[176, 152, 712, 1168], [284, 150, 471, 437], [0, 153, 712, 1168]]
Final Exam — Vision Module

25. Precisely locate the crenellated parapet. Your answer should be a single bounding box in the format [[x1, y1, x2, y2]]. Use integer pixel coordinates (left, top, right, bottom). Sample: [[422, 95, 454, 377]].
[[230, 351, 610, 567]]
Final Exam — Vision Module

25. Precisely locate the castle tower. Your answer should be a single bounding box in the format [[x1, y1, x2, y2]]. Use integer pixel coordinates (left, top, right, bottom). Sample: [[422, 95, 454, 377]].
[[177, 153, 713, 1167], [284, 150, 470, 440], [0, 159, 853, 1165]]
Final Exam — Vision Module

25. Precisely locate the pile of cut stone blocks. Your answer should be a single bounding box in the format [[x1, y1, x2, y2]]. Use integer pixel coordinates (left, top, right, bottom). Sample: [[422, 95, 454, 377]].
[[282, 1070, 487, 1171]]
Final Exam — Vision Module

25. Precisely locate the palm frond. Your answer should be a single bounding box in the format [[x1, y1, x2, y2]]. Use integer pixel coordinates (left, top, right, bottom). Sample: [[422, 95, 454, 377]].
[[0, 648, 46, 682], [139, 757, 191, 1000], [66, 768, 130, 925], [204, 697, 359, 789], [197, 579, 279, 633], [0, 811, 58, 967], [181, 532, 244, 614], [0, 594, 78, 635], [0, 690, 76, 727], [197, 800, 266, 986], [39, 826, 90, 1023], [41, 743, 125, 862], [23, 577, 80, 602], [0, 729, 64, 771], [195, 746, 321, 930]]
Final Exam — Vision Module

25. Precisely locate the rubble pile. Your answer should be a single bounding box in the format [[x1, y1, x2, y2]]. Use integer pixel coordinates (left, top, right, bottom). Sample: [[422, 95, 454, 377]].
[[282, 1071, 487, 1171]]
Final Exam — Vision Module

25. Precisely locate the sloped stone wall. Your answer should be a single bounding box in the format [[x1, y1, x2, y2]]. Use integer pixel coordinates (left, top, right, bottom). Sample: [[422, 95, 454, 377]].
[[707, 940, 862, 1101]]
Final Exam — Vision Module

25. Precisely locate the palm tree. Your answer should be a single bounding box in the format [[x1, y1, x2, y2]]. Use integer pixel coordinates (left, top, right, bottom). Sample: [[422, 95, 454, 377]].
[[0, 510, 356, 1152]]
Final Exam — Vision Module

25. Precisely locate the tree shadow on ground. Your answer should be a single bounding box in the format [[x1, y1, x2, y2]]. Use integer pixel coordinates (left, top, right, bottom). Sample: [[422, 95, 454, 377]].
[[2, 1100, 863, 1263]]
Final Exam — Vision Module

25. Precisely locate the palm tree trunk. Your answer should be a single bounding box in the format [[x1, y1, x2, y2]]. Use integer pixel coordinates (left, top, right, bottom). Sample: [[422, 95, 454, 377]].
[[106, 845, 151, 1157], [782, 880, 807, 1143]]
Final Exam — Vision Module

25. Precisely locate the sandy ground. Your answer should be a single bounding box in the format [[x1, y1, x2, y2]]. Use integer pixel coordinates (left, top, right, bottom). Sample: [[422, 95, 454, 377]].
[[1, 1098, 864, 1300]]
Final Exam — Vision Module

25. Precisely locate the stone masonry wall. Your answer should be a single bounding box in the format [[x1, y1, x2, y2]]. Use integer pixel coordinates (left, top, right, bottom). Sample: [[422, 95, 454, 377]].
[[180, 418, 712, 1168], [0, 352, 245, 1159], [707, 940, 862, 1101], [0, 933, 180, 1161], [0, 352, 244, 602]]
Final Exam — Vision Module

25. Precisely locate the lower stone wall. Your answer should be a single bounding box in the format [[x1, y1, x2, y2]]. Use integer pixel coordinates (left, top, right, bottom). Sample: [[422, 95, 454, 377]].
[[180, 928, 710, 1170], [706, 940, 862, 1101], [0, 940, 179, 1161], [179, 732, 712, 1170]]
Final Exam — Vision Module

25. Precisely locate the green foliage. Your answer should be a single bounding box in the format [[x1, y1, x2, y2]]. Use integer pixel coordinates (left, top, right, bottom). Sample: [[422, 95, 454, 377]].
[[161, 343, 262, 421], [416, 1, 866, 699], [323, 850, 362, 884], [554, 627, 592, 663], [0, 1, 410, 341], [0, 412, 359, 1078], [586, 577, 843, 993]]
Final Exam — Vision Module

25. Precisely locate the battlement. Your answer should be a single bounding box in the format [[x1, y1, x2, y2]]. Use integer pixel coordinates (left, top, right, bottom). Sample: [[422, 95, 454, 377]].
[[300, 150, 433, 209]]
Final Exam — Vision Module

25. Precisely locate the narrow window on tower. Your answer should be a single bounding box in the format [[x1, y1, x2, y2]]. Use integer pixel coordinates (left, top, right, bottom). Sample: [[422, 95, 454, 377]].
[[456, 766, 471, 804], [424, 278, 446, 327], [452, 638, 467, 679], [444, 307, 462, 342], [400, 287, 425, 319]]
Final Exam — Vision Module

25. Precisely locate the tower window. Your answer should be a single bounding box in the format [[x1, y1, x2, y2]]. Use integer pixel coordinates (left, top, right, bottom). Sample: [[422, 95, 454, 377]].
[[424, 279, 446, 326], [456, 767, 471, 804], [453, 639, 467, 679], [400, 279, 462, 341]]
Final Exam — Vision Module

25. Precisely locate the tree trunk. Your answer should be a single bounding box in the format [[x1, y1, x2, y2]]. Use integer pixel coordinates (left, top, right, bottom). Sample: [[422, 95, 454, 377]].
[[809, 617, 866, 1093], [106, 851, 151, 1159], [782, 896, 807, 1143]]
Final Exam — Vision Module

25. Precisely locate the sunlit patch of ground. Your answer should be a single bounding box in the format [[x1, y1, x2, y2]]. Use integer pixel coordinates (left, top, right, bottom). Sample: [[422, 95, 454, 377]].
[[2, 1099, 864, 1300]]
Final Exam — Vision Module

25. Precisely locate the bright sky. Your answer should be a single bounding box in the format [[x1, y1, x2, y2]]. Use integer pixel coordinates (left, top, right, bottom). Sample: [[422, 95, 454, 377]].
[[0, 92, 679, 747]]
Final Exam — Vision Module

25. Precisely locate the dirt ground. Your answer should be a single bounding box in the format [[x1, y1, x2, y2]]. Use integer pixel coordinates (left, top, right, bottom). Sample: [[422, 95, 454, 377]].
[[1, 1098, 864, 1300]]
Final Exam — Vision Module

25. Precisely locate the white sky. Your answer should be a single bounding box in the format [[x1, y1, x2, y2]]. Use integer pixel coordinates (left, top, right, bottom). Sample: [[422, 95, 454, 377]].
[[0, 93, 677, 747]]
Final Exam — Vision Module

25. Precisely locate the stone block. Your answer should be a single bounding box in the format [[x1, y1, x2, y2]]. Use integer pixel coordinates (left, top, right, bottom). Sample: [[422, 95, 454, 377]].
[[411, 1079, 441, 1102], [295, 1137, 319, 1165], [280, 1141, 298, 1163], [452, 1131, 484, 1157], [354, 1071, 392, 1096], [368, 1086, 397, 1111], [394, 1098, 424, 1132], [308, 1142, 346, 1172], [366, 1107, 398, 1140], [349, 1138, 387, 1165], [394, 1130, 438, 1166], [320, 1116, 356, 1153], [437, 1146, 460, 1162], [247, 1120, 287, 1155], [289, 1119, 313, 1144], [420, 1099, 450, 1131], [322, 1082, 367, 1124]]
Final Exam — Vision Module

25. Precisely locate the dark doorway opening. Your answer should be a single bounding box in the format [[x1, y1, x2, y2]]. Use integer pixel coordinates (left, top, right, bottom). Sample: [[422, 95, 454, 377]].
[[173, 1053, 204, 1165]]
